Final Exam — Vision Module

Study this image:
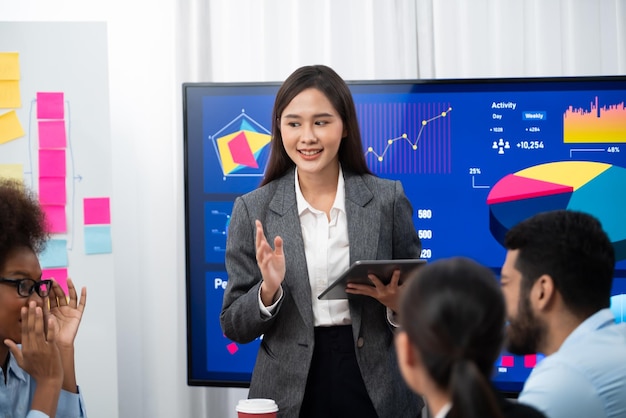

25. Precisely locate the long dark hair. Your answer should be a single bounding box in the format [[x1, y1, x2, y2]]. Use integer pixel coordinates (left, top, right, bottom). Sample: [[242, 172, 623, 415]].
[[260, 65, 372, 186], [399, 257, 505, 418]]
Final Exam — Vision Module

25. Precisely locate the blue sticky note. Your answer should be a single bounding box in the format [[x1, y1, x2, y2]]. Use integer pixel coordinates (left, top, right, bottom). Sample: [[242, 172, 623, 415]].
[[39, 239, 68, 268], [84, 225, 112, 254]]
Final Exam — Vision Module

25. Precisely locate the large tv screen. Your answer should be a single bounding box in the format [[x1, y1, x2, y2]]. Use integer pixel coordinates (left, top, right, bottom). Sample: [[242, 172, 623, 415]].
[[183, 75, 626, 394]]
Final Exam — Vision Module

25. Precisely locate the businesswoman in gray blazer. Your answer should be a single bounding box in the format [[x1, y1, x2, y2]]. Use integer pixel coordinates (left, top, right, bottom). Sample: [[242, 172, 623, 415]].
[[220, 65, 423, 418]]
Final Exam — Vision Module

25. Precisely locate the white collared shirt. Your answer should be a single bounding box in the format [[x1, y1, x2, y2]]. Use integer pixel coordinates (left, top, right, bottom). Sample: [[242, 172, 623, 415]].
[[295, 166, 351, 326], [0, 351, 86, 418], [433, 402, 452, 418], [259, 167, 398, 327], [519, 308, 626, 418]]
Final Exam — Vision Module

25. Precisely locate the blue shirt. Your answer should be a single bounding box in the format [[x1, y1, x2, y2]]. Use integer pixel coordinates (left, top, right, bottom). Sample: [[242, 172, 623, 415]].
[[519, 308, 626, 418], [0, 352, 87, 418]]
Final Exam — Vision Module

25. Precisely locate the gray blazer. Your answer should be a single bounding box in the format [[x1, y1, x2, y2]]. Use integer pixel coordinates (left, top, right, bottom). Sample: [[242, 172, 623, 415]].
[[220, 168, 423, 418]]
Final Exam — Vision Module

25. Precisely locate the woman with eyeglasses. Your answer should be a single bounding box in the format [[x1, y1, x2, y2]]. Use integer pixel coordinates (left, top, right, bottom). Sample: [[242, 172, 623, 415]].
[[0, 178, 87, 417]]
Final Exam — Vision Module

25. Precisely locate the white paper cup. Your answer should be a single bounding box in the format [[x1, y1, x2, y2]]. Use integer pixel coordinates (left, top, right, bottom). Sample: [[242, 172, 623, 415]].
[[236, 398, 279, 418]]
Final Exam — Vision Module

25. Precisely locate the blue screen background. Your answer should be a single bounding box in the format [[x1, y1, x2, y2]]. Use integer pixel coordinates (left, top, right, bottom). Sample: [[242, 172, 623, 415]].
[[184, 77, 626, 393]]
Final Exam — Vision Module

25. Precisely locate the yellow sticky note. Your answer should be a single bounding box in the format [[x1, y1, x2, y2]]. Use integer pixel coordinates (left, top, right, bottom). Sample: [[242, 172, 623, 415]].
[[0, 110, 25, 143], [0, 52, 20, 80], [0, 80, 21, 108], [0, 164, 23, 181]]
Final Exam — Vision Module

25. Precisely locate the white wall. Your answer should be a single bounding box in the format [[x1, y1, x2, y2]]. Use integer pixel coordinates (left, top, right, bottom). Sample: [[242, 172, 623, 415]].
[[0, 20, 118, 418], [1, 2, 185, 417], [1, 1, 247, 415]]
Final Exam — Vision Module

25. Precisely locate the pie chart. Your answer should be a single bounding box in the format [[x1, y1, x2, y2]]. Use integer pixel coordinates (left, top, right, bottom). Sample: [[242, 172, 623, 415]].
[[487, 161, 626, 260]]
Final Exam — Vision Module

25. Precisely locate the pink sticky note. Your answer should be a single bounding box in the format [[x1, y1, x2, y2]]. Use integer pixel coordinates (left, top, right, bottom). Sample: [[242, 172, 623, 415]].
[[36, 92, 64, 119], [41, 268, 68, 295], [38, 120, 67, 148], [226, 342, 238, 355], [524, 354, 538, 368], [500, 356, 514, 368], [38, 177, 66, 205], [42, 205, 66, 233], [83, 197, 111, 225], [39, 149, 66, 177]]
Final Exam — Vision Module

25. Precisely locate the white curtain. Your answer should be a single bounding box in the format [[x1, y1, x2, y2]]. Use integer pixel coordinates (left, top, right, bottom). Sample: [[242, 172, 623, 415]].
[[178, 0, 421, 83], [178, 0, 625, 85], [420, 0, 626, 78], [172, 1, 625, 417]]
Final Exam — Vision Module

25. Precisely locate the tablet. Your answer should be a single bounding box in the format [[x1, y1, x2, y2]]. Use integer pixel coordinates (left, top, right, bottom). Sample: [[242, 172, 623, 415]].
[[317, 259, 427, 300]]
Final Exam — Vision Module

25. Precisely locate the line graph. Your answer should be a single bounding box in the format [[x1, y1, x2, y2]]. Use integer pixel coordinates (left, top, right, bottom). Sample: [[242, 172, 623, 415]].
[[358, 102, 453, 174], [365, 107, 453, 161]]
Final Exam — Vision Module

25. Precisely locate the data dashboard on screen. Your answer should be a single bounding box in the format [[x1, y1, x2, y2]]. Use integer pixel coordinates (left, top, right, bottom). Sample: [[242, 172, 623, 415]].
[[183, 76, 626, 394]]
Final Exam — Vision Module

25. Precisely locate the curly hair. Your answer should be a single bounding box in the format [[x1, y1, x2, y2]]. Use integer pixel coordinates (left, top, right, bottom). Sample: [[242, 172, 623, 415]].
[[0, 179, 49, 268]]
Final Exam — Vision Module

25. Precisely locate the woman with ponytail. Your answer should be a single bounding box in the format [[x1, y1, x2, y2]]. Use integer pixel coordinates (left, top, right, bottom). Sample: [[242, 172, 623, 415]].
[[395, 257, 546, 418]]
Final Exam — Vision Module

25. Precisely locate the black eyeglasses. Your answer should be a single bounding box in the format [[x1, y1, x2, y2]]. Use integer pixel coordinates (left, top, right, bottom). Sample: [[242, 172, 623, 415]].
[[0, 278, 53, 298]]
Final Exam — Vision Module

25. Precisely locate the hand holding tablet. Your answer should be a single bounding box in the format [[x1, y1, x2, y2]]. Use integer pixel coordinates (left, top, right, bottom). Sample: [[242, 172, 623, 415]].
[[318, 259, 426, 300]]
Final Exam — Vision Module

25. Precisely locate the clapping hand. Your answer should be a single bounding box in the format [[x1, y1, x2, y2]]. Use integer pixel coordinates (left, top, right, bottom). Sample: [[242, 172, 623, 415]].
[[5, 301, 64, 416], [46, 278, 87, 349], [4, 301, 63, 384]]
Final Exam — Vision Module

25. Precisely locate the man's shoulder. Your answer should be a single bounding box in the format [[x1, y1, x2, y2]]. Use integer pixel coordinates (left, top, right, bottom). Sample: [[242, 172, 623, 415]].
[[519, 363, 603, 418], [531, 332, 626, 384], [555, 321, 626, 371], [523, 355, 594, 390], [519, 325, 626, 418]]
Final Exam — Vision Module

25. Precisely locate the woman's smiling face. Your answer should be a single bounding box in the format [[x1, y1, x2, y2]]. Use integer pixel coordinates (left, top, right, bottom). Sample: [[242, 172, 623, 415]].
[[279, 87, 346, 182]]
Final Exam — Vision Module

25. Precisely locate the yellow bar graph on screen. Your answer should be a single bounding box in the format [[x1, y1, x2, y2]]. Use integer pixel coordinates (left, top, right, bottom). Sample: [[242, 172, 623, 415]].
[[563, 96, 626, 143]]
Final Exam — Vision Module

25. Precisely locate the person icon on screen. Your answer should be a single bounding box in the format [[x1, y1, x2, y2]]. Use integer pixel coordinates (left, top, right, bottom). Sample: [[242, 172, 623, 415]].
[[0, 178, 87, 417], [502, 210, 626, 418], [220, 65, 423, 417], [395, 257, 546, 418]]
